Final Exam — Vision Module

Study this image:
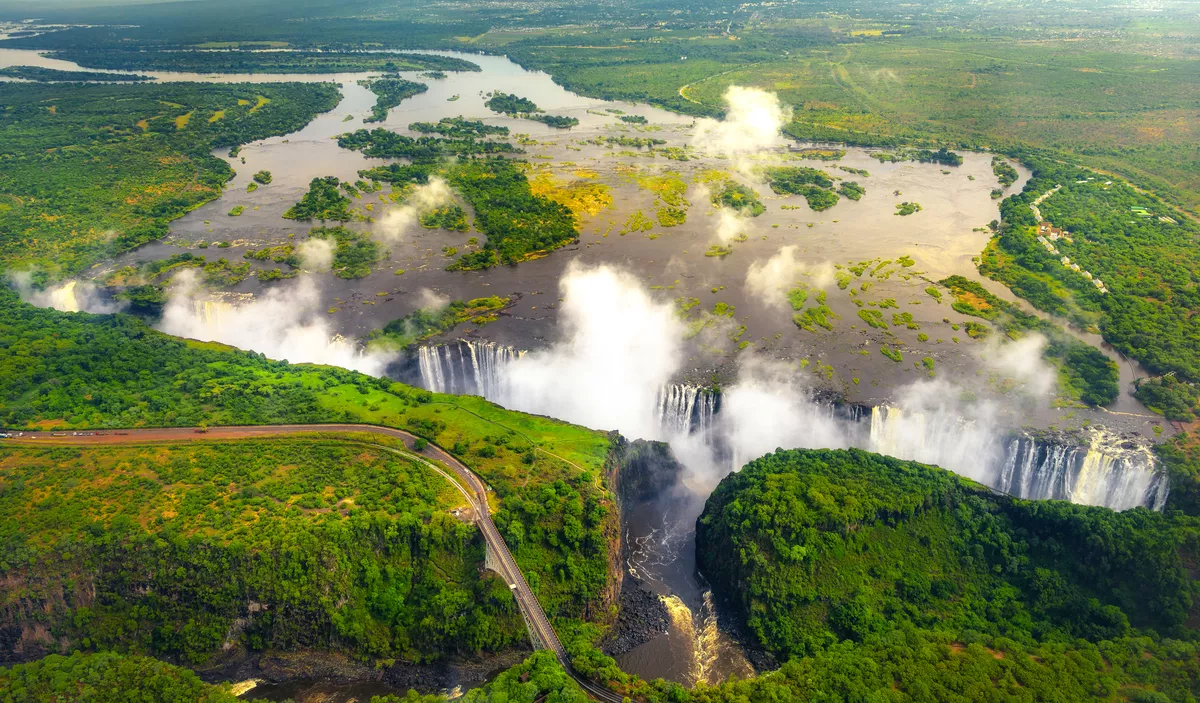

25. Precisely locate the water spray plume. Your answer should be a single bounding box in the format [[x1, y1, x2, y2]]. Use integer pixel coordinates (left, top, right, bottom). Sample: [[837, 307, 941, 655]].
[[158, 270, 394, 376]]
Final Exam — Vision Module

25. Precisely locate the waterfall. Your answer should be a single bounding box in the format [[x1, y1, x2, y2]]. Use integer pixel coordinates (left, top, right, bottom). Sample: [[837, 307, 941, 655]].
[[655, 384, 718, 438], [869, 406, 1167, 511], [416, 340, 524, 398], [993, 429, 1169, 511]]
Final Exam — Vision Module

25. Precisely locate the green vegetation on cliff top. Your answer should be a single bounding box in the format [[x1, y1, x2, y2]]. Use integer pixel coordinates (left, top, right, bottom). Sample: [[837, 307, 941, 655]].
[[0, 286, 616, 666]]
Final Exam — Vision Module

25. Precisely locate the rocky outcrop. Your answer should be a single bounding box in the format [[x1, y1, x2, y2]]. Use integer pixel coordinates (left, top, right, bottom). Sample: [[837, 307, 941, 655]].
[[601, 579, 670, 656]]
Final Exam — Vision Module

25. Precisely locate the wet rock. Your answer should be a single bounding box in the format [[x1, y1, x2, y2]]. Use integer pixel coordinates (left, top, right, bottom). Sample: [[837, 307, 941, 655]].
[[601, 579, 670, 656]]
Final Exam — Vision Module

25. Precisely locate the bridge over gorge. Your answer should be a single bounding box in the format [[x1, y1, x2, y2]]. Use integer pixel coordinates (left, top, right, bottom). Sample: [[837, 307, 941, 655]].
[[2, 424, 627, 703]]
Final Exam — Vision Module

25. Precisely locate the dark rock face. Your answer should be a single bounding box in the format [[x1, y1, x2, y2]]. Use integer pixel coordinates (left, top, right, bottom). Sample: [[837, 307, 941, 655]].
[[618, 439, 686, 504], [601, 578, 670, 656]]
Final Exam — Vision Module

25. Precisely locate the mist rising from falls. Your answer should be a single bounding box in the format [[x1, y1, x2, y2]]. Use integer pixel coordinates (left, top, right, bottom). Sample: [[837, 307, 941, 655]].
[[867, 405, 1002, 485], [411, 352, 1167, 512]]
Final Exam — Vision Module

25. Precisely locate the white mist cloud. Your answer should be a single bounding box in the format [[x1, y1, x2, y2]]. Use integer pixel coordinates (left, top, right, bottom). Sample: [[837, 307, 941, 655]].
[[10, 271, 123, 314], [718, 359, 846, 475], [376, 177, 455, 243], [417, 287, 450, 311], [713, 207, 751, 244], [692, 86, 790, 157], [158, 270, 394, 376], [297, 237, 335, 271], [499, 261, 684, 440], [867, 379, 1003, 483], [978, 333, 1057, 397], [744, 246, 836, 308]]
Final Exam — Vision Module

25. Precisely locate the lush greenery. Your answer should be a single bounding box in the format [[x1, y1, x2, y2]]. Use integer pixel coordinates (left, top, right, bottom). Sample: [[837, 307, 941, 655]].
[[283, 176, 353, 221], [0, 651, 241, 702], [1136, 376, 1200, 422], [763, 166, 840, 211], [445, 159, 579, 270], [337, 128, 518, 158], [484, 92, 540, 116], [992, 156, 1018, 187], [711, 181, 764, 216], [410, 116, 509, 139], [529, 114, 579, 129], [561, 446, 1200, 703], [549, 447, 1200, 703], [420, 204, 470, 232], [980, 158, 1200, 381], [837, 180, 865, 200], [360, 77, 428, 123], [370, 296, 511, 348], [308, 226, 382, 279], [699, 447, 1199, 657], [0, 286, 617, 662], [0, 81, 339, 277], [0, 65, 153, 82], [0, 438, 528, 663], [939, 275, 1119, 405]]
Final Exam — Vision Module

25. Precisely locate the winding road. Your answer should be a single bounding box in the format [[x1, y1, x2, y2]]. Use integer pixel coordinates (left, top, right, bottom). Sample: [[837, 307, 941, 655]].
[[2, 424, 626, 703]]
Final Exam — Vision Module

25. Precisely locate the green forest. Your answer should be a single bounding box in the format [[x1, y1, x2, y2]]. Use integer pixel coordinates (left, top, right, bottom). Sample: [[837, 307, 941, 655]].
[[411, 116, 510, 139], [763, 166, 841, 211], [0, 439, 527, 663], [0, 81, 340, 277], [982, 157, 1200, 381], [307, 225, 382, 278], [41, 49, 481, 74], [0, 651, 242, 702], [0, 65, 153, 82], [337, 128, 519, 158], [445, 159, 579, 270], [484, 92, 540, 116], [284, 176, 353, 221], [0, 648, 584, 703], [0, 286, 618, 658]]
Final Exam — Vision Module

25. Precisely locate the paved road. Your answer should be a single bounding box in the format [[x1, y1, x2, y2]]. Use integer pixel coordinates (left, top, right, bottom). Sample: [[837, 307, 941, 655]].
[[3, 424, 626, 703]]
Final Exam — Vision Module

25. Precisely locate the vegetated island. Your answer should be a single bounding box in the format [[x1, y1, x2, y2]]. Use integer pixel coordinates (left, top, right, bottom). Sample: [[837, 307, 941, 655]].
[[0, 65, 154, 82], [764, 166, 841, 211], [359, 76, 428, 123], [485, 91, 579, 128], [38, 49, 482, 74]]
